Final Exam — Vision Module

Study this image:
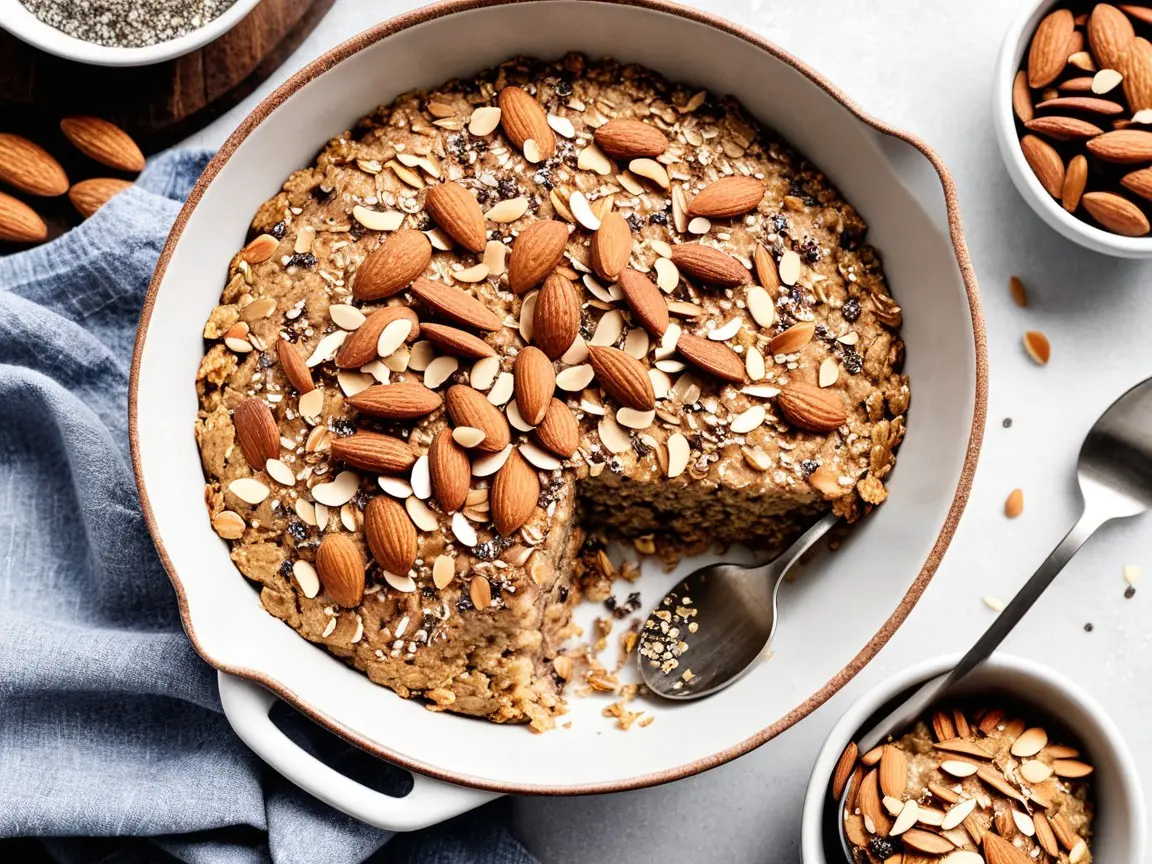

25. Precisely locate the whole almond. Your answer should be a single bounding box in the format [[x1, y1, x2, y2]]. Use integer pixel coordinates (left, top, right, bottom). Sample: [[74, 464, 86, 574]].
[[593, 118, 669, 159], [277, 337, 315, 393], [687, 176, 766, 218], [330, 432, 418, 474], [1060, 75, 1097, 91], [508, 219, 568, 294], [428, 428, 470, 512], [0, 191, 48, 243], [1032, 812, 1060, 857], [1020, 135, 1065, 198], [901, 830, 954, 856], [59, 116, 145, 172], [830, 743, 858, 801], [1029, 8, 1076, 88], [68, 177, 132, 217], [0, 134, 68, 196], [777, 381, 848, 432], [233, 398, 279, 469], [1121, 165, 1152, 200], [1063, 154, 1089, 211], [315, 533, 365, 607], [533, 273, 581, 359], [411, 277, 502, 331], [588, 345, 655, 410], [365, 495, 417, 575], [675, 333, 746, 384], [425, 182, 487, 252], [335, 306, 420, 367], [535, 397, 579, 457], [618, 268, 670, 337], [879, 745, 908, 798], [346, 382, 443, 419], [1082, 190, 1151, 235], [513, 346, 555, 425], [983, 832, 1032, 864], [1122, 36, 1152, 110], [1089, 3, 1136, 71], [420, 323, 496, 358], [1024, 116, 1104, 140], [1013, 70, 1035, 123], [590, 211, 631, 281], [857, 770, 892, 835], [446, 384, 511, 453], [491, 448, 540, 536], [1087, 128, 1152, 161], [753, 243, 781, 291], [1126, 5, 1152, 25], [768, 321, 816, 355], [1033, 95, 1125, 114], [353, 229, 431, 300], [497, 86, 556, 159], [670, 243, 751, 287]]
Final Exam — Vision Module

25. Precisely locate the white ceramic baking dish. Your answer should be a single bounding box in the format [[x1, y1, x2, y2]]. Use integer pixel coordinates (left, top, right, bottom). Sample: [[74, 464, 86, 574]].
[[801, 654, 1147, 863], [130, 0, 986, 830]]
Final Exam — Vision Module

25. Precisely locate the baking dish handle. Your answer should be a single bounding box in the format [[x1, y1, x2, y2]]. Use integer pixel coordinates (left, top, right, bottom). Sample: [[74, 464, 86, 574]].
[[217, 672, 500, 831]]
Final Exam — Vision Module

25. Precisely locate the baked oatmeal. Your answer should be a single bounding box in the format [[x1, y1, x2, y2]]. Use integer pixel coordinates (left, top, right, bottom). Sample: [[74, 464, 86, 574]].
[[194, 54, 910, 730], [835, 700, 1094, 863]]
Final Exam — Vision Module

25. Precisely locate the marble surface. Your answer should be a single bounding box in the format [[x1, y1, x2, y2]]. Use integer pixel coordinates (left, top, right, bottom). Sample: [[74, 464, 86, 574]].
[[185, 0, 1152, 859]]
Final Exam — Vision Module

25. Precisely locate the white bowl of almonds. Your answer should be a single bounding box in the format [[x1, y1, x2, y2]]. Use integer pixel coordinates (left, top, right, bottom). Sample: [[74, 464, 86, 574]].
[[801, 653, 1147, 863], [997, 1, 1152, 256]]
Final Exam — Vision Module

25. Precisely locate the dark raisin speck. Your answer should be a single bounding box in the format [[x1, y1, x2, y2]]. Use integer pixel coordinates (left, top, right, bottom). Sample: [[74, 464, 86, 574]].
[[270, 221, 287, 240], [329, 418, 356, 437], [456, 597, 474, 612], [604, 596, 618, 612], [498, 178, 520, 199], [1003, 418, 1013, 429], [842, 297, 861, 322], [814, 324, 831, 341], [867, 838, 895, 859], [841, 348, 863, 375], [286, 520, 309, 542], [648, 211, 668, 226], [627, 214, 645, 232], [801, 237, 821, 263], [278, 560, 294, 579], [287, 252, 317, 269], [1125, 585, 1136, 599], [800, 459, 820, 477], [772, 214, 788, 234], [558, 586, 569, 603], [839, 225, 865, 250], [555, 79, 573, 98], [1084, 622, 1094, 632], [631, 434, 652, 458], [421, 587, 435, 599], [259, 354, 275, 369]]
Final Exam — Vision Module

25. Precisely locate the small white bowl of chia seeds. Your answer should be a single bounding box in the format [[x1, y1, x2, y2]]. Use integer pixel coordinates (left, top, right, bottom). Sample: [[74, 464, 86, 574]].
[[0, 0, 262, 66]]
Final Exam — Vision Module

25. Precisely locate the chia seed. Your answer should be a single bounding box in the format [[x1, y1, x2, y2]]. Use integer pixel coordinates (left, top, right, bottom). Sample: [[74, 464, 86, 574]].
[[1084, 622, 1094, 632], [286, 252, 317, 269], [1003, 417, 1013, 428], [21, 0, 238, 48]]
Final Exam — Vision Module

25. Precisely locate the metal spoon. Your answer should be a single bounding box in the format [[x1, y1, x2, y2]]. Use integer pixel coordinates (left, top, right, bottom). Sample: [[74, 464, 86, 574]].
[[835, 376, 1152, 860], [638, 511, 839, 699]]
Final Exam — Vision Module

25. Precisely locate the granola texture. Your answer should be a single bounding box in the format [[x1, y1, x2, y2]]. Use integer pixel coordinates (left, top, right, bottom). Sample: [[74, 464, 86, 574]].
[[194, 54, 910, 730]]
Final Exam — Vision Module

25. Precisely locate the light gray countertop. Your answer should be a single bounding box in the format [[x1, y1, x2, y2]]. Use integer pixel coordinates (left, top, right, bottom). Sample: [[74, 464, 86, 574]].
[[186, 0, 1152, 859]]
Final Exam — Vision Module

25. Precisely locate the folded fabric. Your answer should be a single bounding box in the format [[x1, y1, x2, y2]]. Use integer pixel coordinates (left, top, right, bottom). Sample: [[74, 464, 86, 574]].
[[0, 149, 533, 864]]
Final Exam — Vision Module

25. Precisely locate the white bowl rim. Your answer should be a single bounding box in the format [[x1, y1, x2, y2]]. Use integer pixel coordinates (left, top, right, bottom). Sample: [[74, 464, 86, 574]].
[[129, 0, 989, 795], [0, 0, 262, 67], [801, 652, 1148, 861], [995, 0, 1152, 255]]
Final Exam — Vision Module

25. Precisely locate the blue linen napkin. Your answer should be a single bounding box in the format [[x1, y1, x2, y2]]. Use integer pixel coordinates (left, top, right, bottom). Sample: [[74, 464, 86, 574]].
[[0, 149, 535, 864]]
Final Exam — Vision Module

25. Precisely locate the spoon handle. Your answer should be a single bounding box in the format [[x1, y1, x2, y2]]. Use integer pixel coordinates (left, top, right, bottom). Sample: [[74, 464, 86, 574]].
[[855, 505, 1105, 753]]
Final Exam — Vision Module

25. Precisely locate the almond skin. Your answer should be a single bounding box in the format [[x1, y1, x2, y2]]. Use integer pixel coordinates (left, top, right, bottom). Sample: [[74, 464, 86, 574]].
[[233, 398, 279, 469], [1063, 154, 1088, 212], [983, 832, 1032, 864], [768, 321, 816, 355], [353, 229, 431, 300], [428, 428, 470, 512], [59, 116, 145, 172], [617, 269, 669, 337], [1024, 116, 1103, 141], [1033, 95, 1125, 115], [513, 346, 555, 425], [497, 86, 556, 159], [535, 397, 579, 457], [830, 743, 858, 802], [590, 211, 632, 281], [446, 384, 511, 453], [411, 277, 502, 331], [669, 243, 751, 287], [753, 243, 780, 291], [330, 432, 418, 474], [1122, 35, 1152, 110], [588, 345, 655, 410], [346, 382, 443, 419], [1029, 8, 1076, 88], [533, 273, 581, 359], [777, 381, 848, 432], [491, 448, 540, 536], [687, 176, 766, 218], [1081, 190, 1151, 235], [1020, 135, 1065, 198], [68, 177, 132, 217], [315, 533, 365, 607], [593, 118, 669, 159], [1086, 128, 1152, 162], [364, 495, 417, 575], [879, 745, 908, 799], [0, 191, 48, 243], [675, 333, 746, 384], [0, 134, 68, 196], [241, 234, 279, 263], [335, 306, 420, 368], [507, 219, 568, 294], [277, 337, 315, 393], [424, 182, 486, 252], [419, 323, 496, 358], [1013, 70, 1035, 123], [1121, 165, 1152, 200], [1089, 3, 1136, 71]]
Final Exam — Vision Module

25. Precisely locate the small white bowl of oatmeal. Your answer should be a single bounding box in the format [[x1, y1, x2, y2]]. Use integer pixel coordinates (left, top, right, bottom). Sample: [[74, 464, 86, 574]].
[[800, 653, 1146, 863]]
